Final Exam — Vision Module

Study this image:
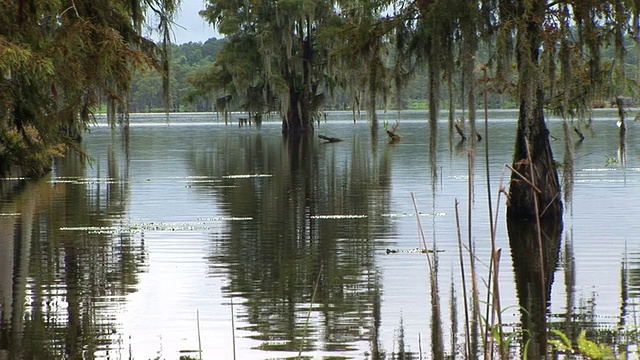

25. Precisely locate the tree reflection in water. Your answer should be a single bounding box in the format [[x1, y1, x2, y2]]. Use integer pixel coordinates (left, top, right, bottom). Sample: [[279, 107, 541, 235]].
[[187, 132, 395, 356], [0, 138, 145, 359], [508, 217, 562, 359]]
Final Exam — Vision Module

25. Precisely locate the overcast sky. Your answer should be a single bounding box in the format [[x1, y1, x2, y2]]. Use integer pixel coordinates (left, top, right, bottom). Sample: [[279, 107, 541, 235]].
[[170, 0, 220, 44]]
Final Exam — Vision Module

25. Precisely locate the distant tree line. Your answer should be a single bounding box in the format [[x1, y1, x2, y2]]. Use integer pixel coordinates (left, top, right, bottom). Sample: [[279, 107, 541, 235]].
[[129, 37, 427, 113], [129, 38, 224, 112], [131, 34, 640, 115]]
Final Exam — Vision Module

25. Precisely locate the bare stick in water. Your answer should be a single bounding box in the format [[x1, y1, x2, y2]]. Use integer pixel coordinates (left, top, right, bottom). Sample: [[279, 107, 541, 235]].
[[298, 265, 323, 359], [466, 150, 481, 357], [455, 199, 472, 359], [197, 310, 202, 360], [231, 296, 236, 360], [411, 192, 444, 359]]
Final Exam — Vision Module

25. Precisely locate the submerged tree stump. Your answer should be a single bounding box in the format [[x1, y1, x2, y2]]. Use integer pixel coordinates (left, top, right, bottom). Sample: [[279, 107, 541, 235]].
[[386, 130, 401, 143], [573, 126, 585, 141], [507, 112, 563, 222], [454, 122, 467, 141], [507, 1, 563, 223], [318, 135, 345, 143]]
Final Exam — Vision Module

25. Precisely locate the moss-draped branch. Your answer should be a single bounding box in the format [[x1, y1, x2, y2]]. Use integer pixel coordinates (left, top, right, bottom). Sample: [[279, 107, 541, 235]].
[[0, 0, 178, 176]]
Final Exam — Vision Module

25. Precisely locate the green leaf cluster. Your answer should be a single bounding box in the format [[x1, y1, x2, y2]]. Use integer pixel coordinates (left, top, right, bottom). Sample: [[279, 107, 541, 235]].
[[550, 329, 617, 360], [0, 0, 177, 177]]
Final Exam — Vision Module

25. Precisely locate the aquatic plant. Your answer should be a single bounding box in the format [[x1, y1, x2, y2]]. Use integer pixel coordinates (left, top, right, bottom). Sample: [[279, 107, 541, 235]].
[[549, 330, 616, 359]]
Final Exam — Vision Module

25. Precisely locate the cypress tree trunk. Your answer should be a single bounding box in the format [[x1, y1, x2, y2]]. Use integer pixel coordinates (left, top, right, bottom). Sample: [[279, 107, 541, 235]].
[[282, 84, 314, 134], [507, 0, 562, 221], [508, 89, 562, 220], [282, 20, 314, 135]]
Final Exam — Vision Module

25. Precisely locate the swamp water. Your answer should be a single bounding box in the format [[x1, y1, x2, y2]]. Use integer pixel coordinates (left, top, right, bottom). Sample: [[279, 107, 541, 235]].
[[1, 110, 639, 359]]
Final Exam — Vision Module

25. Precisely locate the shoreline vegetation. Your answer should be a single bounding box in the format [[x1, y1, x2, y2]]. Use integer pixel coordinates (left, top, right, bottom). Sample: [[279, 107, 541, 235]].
[[89, 97, 623, 115], [90, 105, 632, 115]]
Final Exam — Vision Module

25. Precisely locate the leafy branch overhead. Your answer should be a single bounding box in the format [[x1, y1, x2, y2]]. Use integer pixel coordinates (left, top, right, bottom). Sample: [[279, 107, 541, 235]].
[[0, 0, 179, 177]]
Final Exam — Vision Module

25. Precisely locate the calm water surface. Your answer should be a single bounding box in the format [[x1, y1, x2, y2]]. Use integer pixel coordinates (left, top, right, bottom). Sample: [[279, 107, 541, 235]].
[[1, 110, 639, 359]]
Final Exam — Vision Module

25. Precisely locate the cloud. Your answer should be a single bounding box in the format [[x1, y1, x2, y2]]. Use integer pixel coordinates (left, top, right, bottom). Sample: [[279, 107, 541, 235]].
[[172, 0, 220, 43]]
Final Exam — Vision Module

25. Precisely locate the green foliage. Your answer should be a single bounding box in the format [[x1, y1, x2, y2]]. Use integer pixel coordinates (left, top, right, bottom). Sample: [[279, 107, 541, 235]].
[[550, 330, 617, 360], [407, 100, 428, 110], [129, 38, 225, 112], [605, 155, 619, 166], [0, 0, 179, 177], [192, 0, 398, 132], [0, 126, 63, 176], [549, 329, 573, 353]]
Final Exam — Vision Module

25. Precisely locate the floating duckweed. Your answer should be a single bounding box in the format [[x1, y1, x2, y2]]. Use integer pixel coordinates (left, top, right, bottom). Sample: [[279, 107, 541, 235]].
[[386, 248, 445, 254], [49, 177, 116, 185], [60, 226, 119, 231], [168, 176, 212, 179], [127, 221, 213, 232], [184, 179, 223, 183], [382, 212, 447, 217], [197, 217, 253, 221], [58, 217, 258, 234], [0, 213, 21, 216], [222, 174, 272, 179], [310, 214, 368, 219]]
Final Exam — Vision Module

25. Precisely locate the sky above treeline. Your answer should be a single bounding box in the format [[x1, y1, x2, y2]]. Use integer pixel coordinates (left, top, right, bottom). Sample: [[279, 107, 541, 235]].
[[168, 0, 220, 44]]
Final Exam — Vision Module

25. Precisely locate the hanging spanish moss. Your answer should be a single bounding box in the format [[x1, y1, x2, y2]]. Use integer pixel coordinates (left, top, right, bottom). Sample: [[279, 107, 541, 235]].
[[0, 0, 179, 177], [460, 3, 478, 143]]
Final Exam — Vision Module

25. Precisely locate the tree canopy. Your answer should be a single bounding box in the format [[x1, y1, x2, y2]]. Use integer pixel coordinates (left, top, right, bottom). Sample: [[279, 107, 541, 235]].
[[192, 1, 640, 129], [194, 0, 353, 133], [190, 0, 640, 220], [0, 0, 179, 177]]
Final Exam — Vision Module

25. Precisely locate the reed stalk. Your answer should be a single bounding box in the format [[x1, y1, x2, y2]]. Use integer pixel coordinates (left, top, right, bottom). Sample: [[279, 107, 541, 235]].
[[450, 281, 458, 358], [231, 296, 236, 360], [466, 150, 482, 359], [491, 248, 504, 358], [197, 310, 202, 360], [297, 264, 323, 359], [411, 192, 444, 360], [505, 164, 542, 193], [483, 66, 509, 360], [455, 199, 472, 359], [524, 137, 548, 359]]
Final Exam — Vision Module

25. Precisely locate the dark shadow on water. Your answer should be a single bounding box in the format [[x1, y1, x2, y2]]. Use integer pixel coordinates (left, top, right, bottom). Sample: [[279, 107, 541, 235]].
[[508, 216, 563, 359], [283, 132, 314, 172]]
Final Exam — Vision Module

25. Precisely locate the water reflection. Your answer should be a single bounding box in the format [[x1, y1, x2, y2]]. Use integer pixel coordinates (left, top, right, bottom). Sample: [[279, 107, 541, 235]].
[[508, 217, 562, 358], [186, 132, 394, 356], [1, 111, 638, 359], [0, 144, 143, 359]]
